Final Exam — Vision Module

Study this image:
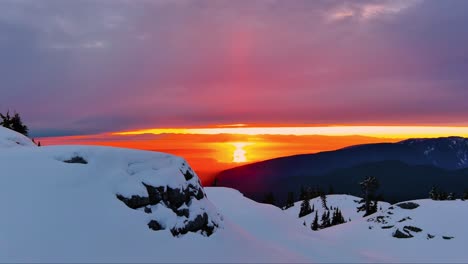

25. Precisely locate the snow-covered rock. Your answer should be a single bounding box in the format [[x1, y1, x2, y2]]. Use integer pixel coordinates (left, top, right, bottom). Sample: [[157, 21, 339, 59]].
[[0, 144, 222, 239], [0, 126, 36, 148], [366, 200, 464, 242]]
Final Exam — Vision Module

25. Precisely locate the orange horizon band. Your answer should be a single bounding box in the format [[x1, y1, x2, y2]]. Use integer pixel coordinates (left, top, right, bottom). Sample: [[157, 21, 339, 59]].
[[113, 125, 468, 138]]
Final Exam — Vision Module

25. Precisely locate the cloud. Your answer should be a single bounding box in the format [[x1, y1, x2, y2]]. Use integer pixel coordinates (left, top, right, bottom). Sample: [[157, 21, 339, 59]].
[[1, 0, 468, 136], [327, 0, 422, 22]]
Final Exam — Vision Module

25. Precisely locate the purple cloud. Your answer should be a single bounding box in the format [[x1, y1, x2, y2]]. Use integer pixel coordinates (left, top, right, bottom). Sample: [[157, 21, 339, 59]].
[[1, 0, 468, 136]]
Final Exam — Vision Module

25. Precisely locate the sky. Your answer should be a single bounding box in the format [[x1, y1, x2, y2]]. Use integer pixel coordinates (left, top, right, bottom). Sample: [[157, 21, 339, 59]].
[[1, 0, 468, 136], [2, 0, 468, 180]]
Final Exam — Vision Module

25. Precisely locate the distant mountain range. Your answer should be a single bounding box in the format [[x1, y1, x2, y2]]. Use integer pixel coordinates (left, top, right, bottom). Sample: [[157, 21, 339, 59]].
[[216, 137, 468, 204]]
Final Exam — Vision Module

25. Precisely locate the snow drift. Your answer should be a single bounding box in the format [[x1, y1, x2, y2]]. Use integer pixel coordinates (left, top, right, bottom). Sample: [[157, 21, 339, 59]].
[[0, 126, 37, 148]]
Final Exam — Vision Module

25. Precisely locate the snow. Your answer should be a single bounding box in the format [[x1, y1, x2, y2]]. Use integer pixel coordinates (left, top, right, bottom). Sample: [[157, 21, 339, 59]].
[[284, 194, 391, 227], [0, 126, 36, 148], [208, 190, 468, 263], [0, 128, 302, 263], [1, 127, 467, 262]]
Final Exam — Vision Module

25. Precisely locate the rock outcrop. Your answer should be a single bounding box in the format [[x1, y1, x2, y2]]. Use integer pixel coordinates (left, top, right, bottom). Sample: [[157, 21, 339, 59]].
[[116, 162, 223, 237]]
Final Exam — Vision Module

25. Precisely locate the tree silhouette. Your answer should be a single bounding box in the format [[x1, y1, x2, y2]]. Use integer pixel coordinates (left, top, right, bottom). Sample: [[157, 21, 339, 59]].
[[320, 193, 328, 210], [284, 191, 295, 209], [311, 211, 319, 231], [357, 176, 379, 216], [0, 111, 28, 136], [299, 197, 312, 217]]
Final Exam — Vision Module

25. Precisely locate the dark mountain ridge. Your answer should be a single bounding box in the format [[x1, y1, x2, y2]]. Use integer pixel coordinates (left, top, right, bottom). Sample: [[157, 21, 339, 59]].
[[216, 137, 468, 204]]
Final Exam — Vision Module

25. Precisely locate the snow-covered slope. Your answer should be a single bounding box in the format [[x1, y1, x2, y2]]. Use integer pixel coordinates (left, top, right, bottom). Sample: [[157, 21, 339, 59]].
[[207, 188, 468, 263], [1, 128, 467, 263], [0, 132, 304, 263], [285, 194, 391, 227], [311, 199, 468, 263], [0, 126, 36, 148]]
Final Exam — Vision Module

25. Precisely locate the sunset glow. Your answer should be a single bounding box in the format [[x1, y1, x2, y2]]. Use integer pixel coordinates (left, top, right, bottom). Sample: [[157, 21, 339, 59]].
[[232, 142, 249, 163], [114, 126, 468, 138], [39, 125, 468, 184]]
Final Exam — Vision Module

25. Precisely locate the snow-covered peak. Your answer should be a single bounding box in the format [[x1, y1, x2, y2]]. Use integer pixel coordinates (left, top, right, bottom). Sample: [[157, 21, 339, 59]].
[[0, 126, 36, 148]]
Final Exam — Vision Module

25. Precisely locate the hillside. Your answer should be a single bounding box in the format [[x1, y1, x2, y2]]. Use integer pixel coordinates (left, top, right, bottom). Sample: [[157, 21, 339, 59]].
[[0, 126, 37, 148], [207, 188, 468, 263], [284, 194, 391, 227], [217, 137, 468, 204]]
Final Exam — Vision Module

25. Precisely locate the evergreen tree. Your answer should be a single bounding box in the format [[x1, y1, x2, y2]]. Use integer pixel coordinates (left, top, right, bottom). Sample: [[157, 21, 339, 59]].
[[311, 204, 315, 212], [285, 191, 295, 209], [0, 111, 12, 129], [299, 197, 312, 217], [429, 186, 438, 200], [462, 191, 468, 201], [438, 191, 448, 201], [263, 192, 276, 205], [311, 211, 319, 231], [0, 111, 28, 136], [320, 210, 331, 228], [37, 141, 41, 147], [371, 200, 378, 213], [320, 193, 328, 210], [447, 192, 456, 200], [331, 209, 338, 226], [356, 176, 379, 216], [331, 208, 346, 226], [339, 209, 345, 224]]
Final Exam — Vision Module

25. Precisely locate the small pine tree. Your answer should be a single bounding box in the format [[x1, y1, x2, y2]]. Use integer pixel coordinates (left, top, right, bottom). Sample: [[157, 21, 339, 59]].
[[331, 208, 346, 226], [429, 186, 438, 200], [447, 192, 456, 200], [438, 191, 448, 201], [311, 211, 319, 231], [299, 197, 312, 217], [0, 111, 29, 136], [285, 191, 295, 209], [331, 209, 338, 226], [37, 141, 41, 147], [357, 176, 379, 216], [311, 204, 315, 212], [371, 200, 378, 213], [462, 191, 468, 201], [320, 193, 328, 210], [320, 210, 331, 228]]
